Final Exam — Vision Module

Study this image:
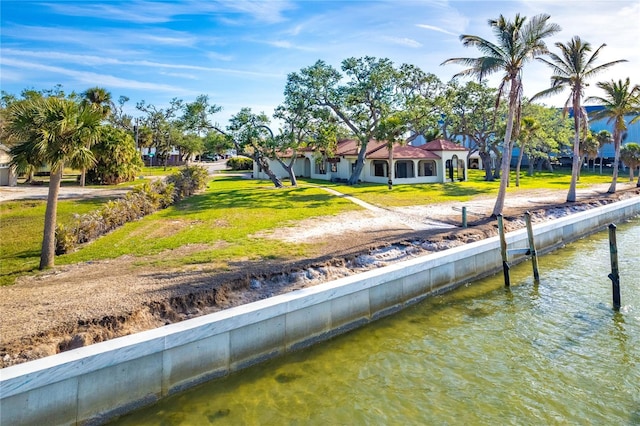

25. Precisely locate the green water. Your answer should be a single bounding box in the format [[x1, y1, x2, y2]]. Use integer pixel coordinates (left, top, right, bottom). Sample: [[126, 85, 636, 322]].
[[114, 218, 640, 425]]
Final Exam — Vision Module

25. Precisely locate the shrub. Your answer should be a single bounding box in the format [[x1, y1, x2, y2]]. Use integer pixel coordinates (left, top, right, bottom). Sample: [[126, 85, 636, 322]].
[[55, 166, 207, 254], [55, 224, 76, 255], [87, 127, 143, 185], [165, 166, 209, 202], [226, 156, 253, 171]]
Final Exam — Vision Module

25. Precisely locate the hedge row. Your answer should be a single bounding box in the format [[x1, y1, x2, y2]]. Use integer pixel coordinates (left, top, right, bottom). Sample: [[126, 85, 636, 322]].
[[55, 166, 209, 255], [226, 156, 253, 170]]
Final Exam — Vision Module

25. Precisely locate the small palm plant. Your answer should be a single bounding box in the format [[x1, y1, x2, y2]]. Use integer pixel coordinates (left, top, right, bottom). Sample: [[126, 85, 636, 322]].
[[620, 142, 640, 186]]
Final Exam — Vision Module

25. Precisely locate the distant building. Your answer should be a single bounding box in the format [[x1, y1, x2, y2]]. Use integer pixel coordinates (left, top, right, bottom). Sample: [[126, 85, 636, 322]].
[[0, 144, 18, 186], [584, 105, 640, 158]]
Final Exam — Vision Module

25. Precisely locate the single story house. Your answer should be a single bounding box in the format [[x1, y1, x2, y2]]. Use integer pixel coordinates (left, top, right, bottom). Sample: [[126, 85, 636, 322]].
[[253, 138, 469, 184], [0, 144, 18, 186]]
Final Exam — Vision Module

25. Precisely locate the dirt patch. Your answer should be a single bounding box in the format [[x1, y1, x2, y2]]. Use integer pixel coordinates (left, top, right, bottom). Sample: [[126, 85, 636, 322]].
[[1, 183, 638, 367]]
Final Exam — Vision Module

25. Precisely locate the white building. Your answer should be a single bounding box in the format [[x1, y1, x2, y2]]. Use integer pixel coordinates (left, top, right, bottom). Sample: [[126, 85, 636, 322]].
[[254, 138, 469, 184]]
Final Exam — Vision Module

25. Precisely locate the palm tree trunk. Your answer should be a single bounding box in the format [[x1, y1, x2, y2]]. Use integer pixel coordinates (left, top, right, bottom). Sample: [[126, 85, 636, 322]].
[[26, 168, 35, 184], [40, 166, 63, 269], [567, 96, 581, 202], [608, 136, 621, 193], [599, 151, 603, 174], [491, 79, 518, 217], [387, 144, 394, 190], [80, 168, 86, 187], [515, 141, 527, 187]]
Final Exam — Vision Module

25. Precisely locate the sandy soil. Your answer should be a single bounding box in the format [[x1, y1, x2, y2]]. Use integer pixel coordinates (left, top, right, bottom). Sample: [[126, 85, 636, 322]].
[[1, 182, 638, 367]]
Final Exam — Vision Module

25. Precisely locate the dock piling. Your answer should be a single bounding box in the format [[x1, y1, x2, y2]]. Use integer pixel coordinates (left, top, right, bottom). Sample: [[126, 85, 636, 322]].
[[608, 224, 621, 310], [497, 214, 510, 287], [525, 212, 540, 282]]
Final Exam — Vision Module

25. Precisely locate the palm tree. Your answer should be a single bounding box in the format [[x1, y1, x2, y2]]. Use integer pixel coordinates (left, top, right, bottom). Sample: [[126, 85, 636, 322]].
[[515, 116, 541, 187], [375, 114, 408, 190], [532, 36, 626, 201], [620, 142, 640, 185], [79, 87, 112, 186], [586, 78, 640, 192], [7, 96, 103, 269], [442, 13, 561, 216], [579, 132, 599, 175], [594, 129, 612, 174], [82, 87, 112, 118]]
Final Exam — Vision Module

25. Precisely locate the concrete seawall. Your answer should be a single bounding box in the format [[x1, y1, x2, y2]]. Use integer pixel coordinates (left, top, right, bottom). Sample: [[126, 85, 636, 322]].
[[2, 196, 639, 425]]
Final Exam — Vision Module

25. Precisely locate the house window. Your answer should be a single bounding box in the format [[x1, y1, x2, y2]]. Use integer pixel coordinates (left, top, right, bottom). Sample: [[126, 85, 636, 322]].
[[418, 160, 436, 176], [372, 160, 387, 177], [315, 161, 327, 174], [330, 163, 337, 173], [395, 160, 415, 178]]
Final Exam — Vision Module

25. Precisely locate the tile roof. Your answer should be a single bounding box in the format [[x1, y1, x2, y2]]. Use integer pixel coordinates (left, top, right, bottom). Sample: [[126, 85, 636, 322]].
[[367, 144, 440, 160], [420, 138, 468, 151]]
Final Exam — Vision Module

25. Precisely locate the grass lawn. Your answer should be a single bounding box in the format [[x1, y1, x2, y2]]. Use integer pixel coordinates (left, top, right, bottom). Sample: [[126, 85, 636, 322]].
[[0, 197, 114, 286], [141, 165, 181, 176], [1, 169, 629, 286], [311, 168, 623, 207], [0, 176, 360, 286]]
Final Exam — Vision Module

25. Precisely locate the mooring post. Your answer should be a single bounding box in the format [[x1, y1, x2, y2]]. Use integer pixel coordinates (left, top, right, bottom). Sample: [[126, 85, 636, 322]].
[[497, 214, 510, 287], [524, 211, 540, 282], [608, 224, 621, 310], [462, 206, 467, 229]]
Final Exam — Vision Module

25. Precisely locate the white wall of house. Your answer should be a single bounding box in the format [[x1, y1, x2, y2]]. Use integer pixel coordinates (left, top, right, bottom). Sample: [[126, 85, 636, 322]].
[[254, 150, 468, 184]]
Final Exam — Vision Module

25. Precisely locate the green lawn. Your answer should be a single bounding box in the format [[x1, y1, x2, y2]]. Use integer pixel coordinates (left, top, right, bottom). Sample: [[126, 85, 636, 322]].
[[0, 176, 360, 285], [0, 197, 113, 286], [309, 168, 623, 207], [141, 165, 182, 176], [1, 169, 630, 286]]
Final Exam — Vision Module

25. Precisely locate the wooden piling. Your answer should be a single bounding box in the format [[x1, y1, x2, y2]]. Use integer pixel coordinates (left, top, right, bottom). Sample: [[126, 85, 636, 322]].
[[462, 206, 467, 229], [525, 211, 540, 282], [497, 214, 510, 287], [608, 224, 621, 310]]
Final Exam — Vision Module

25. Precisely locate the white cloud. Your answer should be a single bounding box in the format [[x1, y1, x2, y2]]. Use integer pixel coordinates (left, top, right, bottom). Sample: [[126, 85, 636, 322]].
[[1, 57, 190, 93], [262, 39, 316, 52], [1, 49, 283, 78], [223, 0, 297, 24], [42, 0, 297, 24], [383, 37, 423, 48], [416, 24, 458, 37], [159, 71, 199, 80]]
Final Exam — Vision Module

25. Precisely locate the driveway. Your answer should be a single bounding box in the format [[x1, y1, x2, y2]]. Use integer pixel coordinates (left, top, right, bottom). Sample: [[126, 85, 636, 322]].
[[0, 185, 131, 202], [0, 160, 232, 203]]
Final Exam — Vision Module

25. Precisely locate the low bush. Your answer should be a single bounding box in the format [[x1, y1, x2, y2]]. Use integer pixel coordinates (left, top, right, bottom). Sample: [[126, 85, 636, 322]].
[[55, 166, 206, 254], [227, 156, 253, 170], [166, 166, 209, 202]]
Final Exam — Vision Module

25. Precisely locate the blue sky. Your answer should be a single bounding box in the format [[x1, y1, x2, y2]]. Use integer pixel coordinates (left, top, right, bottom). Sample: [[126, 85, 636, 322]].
[[2, 1, 638, 127]]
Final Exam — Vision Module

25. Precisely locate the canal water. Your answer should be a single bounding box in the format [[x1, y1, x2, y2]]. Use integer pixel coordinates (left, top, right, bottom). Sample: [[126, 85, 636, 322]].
[[114, 218, 640, 425]]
